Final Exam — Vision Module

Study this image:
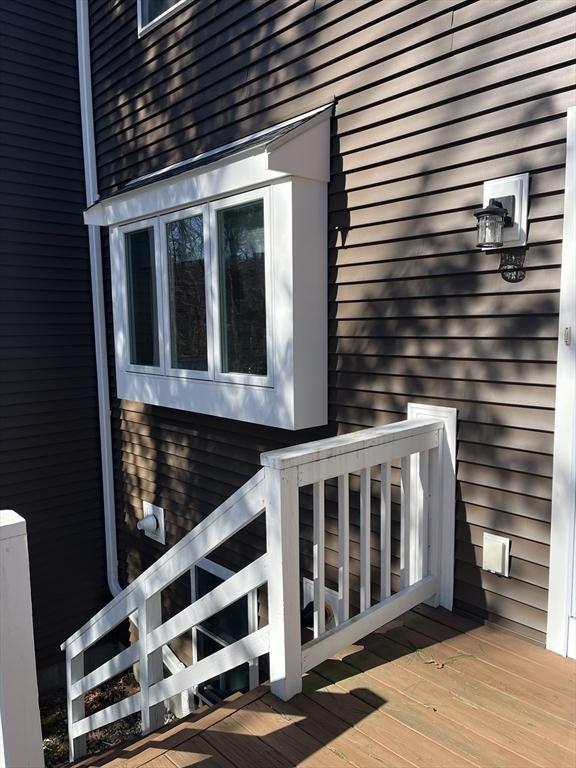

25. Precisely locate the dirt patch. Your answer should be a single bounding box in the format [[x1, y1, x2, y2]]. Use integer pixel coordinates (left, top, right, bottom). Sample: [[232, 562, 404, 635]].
[[42, 672, 141, 768]]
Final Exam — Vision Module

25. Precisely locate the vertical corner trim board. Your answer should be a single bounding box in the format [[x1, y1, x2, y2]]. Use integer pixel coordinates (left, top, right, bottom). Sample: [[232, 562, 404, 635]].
[[547, 105, 576, 658]]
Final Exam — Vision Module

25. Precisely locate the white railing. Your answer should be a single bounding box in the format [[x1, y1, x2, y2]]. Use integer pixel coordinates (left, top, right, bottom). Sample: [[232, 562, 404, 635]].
[[263, 403, 456, 699], [62, 404, 456, 760], [61, 470, 268, 761]]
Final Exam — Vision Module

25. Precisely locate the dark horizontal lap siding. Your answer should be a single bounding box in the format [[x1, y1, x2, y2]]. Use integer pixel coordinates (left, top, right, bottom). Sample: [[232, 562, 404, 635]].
[[90, 0, 576, 644], [0, 0, 107, 669]]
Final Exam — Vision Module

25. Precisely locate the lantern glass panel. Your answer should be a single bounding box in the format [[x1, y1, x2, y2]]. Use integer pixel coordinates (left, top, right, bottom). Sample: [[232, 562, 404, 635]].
[[477, 214, 504, 248]]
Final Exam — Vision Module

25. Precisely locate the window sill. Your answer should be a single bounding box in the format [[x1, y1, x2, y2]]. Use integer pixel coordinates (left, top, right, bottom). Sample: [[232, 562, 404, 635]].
[[118, 369, 326, 431]]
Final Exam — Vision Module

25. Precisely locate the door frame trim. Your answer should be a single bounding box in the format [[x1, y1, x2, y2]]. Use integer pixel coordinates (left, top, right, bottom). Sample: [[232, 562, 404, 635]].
[[547, 105, 576, 657]]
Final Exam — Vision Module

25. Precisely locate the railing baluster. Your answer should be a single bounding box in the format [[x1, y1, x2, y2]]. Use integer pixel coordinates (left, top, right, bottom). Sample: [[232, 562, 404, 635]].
[[139, 593, 164, 734], [66, 648, 86, 761], [400, 456, 410, 589], [359, 467, 371, 612], [426, 440, 442, 604], [409, 449, 430, 584], [247, 588, 260, 689], [420, 450, 430, 581], [337, 474, 349, 623], [313, 481, 326, 637], [380, 463, 391, 600], [190, 566, 199, 709]]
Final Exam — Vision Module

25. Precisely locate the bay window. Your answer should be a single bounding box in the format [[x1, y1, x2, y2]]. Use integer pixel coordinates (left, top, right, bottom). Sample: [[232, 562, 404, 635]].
[[89, 104, 332, 429], [116, 190, 272, 388]]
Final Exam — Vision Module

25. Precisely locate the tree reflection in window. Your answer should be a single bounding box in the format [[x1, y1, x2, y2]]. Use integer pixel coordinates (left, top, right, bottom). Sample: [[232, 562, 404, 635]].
[[217, 201, 267, 376], [166, 214, 208, 371]]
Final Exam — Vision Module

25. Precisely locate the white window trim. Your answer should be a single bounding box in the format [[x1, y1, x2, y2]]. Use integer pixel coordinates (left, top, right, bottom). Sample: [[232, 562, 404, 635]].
[[114, 191, 274, 386], [97, 107, 330, 430], [117, 217, 165, 375], [137, 0, 194, 37], [159, 204, 214, 381], [210, 188, 274, 389]]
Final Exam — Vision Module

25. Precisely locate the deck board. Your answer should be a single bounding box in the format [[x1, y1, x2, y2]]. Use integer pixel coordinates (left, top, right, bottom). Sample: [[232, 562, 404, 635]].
[[380, 621, 576, 723], [165, 734, 236, 767], [413, 605, 576, 679], [70, 609, 576, 768], [330, 638, 572, 767], [402, 612, 576, 699], [262, 690, 415, 768], [303, 669, 478, 768], [363, 628, 576, 750], [311, 661, 531, 768], [229, 698, 352, 768]]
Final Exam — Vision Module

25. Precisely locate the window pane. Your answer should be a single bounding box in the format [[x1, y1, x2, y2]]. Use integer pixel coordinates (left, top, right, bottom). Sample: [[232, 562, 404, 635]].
[[141, 0, 180, 25], [126, 228, 158, 367], [195, 567, 250, 701], [166, 215, 208, 371], [196, 567, 249, 643], [217, 201, 267, 376], [196, 631, 249, 702]]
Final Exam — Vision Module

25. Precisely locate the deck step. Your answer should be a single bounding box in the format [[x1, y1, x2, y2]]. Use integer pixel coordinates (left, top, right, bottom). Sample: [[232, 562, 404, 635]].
[[68, 687, 268, 768]]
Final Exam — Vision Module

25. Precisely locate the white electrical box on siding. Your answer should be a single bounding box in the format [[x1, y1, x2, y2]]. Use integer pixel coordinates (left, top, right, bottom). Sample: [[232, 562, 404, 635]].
[[482, 532, 510, 577]]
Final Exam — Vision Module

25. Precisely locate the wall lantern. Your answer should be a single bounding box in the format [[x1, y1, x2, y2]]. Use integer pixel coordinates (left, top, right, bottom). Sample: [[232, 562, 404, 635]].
[[474, 198, 511, 248], [474, 173, 529, 250]]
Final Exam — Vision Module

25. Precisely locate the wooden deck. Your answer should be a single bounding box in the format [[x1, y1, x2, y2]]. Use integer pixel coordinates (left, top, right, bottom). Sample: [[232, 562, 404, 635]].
[[73, 606, 576, 768]]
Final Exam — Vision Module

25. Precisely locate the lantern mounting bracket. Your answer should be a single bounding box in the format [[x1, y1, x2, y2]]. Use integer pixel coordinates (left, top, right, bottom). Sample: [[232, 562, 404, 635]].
[[480, 173, 529, 249], [493, 195, 515, 227]]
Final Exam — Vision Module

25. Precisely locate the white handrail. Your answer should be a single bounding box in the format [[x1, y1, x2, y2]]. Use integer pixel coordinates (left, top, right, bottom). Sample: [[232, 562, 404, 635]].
[[62, 469, 266, 654], [147, 555, 269, 654], [260, 418, 443, 468]]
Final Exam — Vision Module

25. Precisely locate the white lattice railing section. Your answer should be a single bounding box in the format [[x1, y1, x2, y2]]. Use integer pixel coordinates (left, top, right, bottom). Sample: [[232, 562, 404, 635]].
[[263, 403, 456, 699], [62, 403, 456, 760]]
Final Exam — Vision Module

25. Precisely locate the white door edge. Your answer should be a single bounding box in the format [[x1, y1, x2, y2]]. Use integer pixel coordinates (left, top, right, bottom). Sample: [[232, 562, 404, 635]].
[[547, 104, 576, 658]]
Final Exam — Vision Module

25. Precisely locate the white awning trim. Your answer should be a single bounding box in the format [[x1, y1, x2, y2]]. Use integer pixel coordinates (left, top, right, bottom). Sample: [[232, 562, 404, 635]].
[[84, 103, 333, 227]]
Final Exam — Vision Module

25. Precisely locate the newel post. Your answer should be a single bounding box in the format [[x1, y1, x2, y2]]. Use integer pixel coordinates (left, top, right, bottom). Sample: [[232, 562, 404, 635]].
[[407, 404, 457, 610], [0, 510, 44, 768], [263, 464, 302, 701], [138, 591, 164, 734]]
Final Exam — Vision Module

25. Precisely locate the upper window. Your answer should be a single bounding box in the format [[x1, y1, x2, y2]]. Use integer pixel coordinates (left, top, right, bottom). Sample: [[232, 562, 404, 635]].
[[88, 105, 332, 429], [138, 0, 192, 34]]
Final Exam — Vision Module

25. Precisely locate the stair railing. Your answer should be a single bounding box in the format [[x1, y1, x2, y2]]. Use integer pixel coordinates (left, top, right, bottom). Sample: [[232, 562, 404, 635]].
[[62, 404, 456, 760], [61, 469, 267, 761]]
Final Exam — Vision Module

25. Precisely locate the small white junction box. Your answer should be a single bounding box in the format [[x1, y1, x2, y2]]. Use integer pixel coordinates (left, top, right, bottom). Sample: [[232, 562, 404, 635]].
[[482, 532, 510, 577]]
